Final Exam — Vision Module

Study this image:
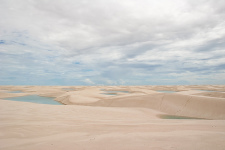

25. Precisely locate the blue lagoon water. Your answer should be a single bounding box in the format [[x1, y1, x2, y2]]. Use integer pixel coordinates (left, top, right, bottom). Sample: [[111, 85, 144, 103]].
[[106, 90, 129, 93], [7, 91, 23, 93], [4, 95, 63, 105]]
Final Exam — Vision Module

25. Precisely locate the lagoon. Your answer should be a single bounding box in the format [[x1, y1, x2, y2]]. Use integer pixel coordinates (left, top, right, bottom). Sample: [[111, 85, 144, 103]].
[[106, 90, 130, 93], [7, 91, 23, 93], [101, 90, 130, 96], [4, 95, 63, 105]]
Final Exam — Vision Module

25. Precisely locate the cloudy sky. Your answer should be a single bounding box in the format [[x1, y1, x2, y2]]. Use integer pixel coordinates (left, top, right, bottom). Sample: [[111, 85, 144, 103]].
[[0, 0, 225, 85]]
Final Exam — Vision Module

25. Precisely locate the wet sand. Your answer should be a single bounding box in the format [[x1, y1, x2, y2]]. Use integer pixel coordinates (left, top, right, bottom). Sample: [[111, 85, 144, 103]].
[[0, 85, 225, 150]]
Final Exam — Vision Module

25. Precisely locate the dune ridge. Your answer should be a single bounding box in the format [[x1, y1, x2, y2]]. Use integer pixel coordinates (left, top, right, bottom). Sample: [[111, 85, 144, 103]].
[[55, 92, 225, 120]]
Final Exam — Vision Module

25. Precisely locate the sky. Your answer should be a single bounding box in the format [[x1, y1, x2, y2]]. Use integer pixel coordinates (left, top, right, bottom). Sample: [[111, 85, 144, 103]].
[[0, 0, 225, 85]]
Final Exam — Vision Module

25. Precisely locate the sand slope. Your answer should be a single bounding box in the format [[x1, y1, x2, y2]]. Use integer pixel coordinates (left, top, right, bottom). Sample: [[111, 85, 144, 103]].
[[1, 85, 225, 150], [1, 100, 225, 150], [57, 91, 225, 120]]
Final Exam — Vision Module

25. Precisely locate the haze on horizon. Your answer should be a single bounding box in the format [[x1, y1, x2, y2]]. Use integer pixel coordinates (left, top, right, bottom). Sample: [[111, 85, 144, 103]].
[[0, 0, 225, 85]]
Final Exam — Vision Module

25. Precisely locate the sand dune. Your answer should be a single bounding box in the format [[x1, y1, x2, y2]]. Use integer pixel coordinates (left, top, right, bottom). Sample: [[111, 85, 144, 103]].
[[88, 93, 225, 120], [1, 85, 225, 149], [1, 99, 225, 150], [53, 87, 225, 120], [194, 91, 225, 98]]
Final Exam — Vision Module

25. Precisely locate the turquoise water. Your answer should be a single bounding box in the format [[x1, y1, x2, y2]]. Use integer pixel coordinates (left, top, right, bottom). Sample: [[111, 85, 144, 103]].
[[4, 95, 63, 105], [157, 90, 176, 93], [105, 90, 129, 93], [7, 91, 23, 93]]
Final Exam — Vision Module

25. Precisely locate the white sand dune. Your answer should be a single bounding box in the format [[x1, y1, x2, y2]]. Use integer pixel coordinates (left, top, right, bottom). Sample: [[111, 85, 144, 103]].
[[88, 93, 225, 119], [55, 88, 225, 120], [1, 85, 225, 150], [194, 91, 225, 98]]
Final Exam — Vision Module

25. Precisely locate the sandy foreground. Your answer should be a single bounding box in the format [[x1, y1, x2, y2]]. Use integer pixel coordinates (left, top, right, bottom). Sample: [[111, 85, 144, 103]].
[[0, 85, 225, 150]]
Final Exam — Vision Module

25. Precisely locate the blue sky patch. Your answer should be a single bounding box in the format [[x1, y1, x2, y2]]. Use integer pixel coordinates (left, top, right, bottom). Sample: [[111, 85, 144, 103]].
[[0, 40, 5, 44]]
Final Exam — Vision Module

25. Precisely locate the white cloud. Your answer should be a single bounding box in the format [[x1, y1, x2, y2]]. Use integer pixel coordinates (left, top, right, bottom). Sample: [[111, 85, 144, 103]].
[[0, 0, 225, 85], [84, 78, 94, 85]]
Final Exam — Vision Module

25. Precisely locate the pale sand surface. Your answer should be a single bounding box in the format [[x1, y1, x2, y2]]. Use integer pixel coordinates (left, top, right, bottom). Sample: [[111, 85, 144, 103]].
[[0, 85, 225, 150]]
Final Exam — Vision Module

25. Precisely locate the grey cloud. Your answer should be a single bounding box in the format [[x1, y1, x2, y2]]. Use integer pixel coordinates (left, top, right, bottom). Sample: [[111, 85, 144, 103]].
[[195, 37, 225, 52], [1, 0, 225, 85]]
